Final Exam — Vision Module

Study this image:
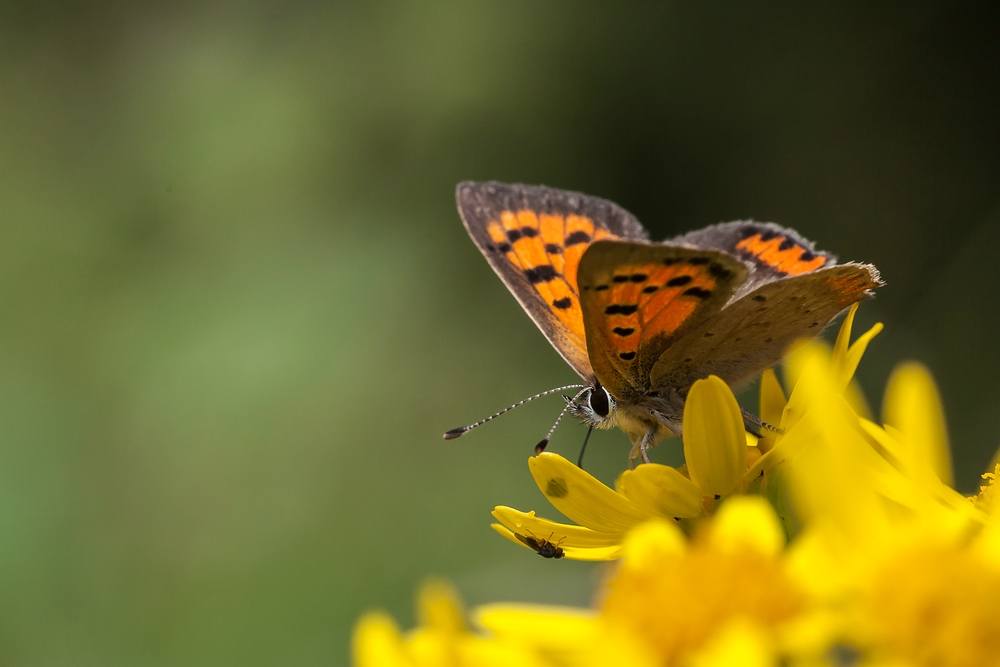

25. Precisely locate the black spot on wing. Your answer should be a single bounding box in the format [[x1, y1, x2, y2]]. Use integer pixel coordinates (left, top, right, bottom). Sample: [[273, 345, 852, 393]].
[[778, 237, 795, 251], [642, 285, 658, 293], [605, 304, 638, 316], [612, 327, 635, 336], [565, 231, 591, 245], [667, 275, 692, 287], [506, 229, 522, 242], [612, 275, 629, 283], [497, 242, 512, 253], [663, 258, 681, 266], [709, 263, 732, 280], [544, 244, 562, 254], [630, 273, 648, 282], [524, 265, 559, 284], [800, 250, 816, 262], [552, 297, 572, 309], [520, 227, 538, 238], [619, 351, 636, 360], [683, 287, 712, 300], [594, 284, 609, 292], [688, 257, 711, 265]]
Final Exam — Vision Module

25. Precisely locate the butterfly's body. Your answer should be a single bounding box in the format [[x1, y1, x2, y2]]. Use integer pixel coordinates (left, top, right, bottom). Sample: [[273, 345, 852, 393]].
[[453, 181, 882, 463]]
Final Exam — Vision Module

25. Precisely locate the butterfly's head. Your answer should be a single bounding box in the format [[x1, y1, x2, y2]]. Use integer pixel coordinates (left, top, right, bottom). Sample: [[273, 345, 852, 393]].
[[567, 382, 617, 430]]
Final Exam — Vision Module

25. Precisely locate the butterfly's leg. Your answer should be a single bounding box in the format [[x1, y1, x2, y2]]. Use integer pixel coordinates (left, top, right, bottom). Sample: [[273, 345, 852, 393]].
[[627, 434, 642, 470], [638, 427, 656, 465]]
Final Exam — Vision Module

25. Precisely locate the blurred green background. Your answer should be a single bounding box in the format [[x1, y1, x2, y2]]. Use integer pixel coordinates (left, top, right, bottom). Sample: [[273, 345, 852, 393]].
[[1, 1, 998, 664]]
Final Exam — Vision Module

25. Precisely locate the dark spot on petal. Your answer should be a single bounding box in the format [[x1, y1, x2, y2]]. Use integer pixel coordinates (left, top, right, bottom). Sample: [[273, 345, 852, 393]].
[[520, 226, 538, 238], [506, 229, 522, 242], [544, 243, 563, 254], [612, 275, 629, 283], [605, 304, 638, 316], [688, 257, 711, 265], [594, 284, 609, 291], [667, 275, 693, 287], [752, 295, 767, 302], [525, 265, 559, 283], [565, 231, 591, 245], [497, 242, 512, 253], [683, 287, 712, 300], [642, 285, 658, 293], [545, 478, 569, 498], [619, 351, 636, 361], [778, 237, 795, 251], [552, 297, 572, 309], [612, 327, 635, 336], [630, 274, 648, 282]]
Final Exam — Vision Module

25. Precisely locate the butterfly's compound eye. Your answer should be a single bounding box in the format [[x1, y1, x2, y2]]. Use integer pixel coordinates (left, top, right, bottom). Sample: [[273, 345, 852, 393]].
[[589, 384, 611, 418]]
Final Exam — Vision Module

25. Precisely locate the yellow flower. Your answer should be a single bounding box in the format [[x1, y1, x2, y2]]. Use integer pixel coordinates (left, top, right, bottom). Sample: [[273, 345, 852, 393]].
[[480, 498, 803, 667], [492, 376, 761, 560], [352, 581, 550, 667]]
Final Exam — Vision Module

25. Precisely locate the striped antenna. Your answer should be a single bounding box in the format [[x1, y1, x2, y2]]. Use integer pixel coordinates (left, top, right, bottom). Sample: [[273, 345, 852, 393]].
[[443, 385, 586, 440], [534, 387, 590, 454]]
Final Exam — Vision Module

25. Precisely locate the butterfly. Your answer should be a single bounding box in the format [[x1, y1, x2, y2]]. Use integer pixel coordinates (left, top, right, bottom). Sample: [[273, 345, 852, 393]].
[[446, 181, 882, 464]]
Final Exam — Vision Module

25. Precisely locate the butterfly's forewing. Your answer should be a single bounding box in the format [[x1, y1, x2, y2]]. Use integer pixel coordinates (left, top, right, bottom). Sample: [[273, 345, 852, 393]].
[[649, 263, 883, 394], [457, 182, 648, 380], [674, 221, 837, 299], [577, 241, 748, 402]]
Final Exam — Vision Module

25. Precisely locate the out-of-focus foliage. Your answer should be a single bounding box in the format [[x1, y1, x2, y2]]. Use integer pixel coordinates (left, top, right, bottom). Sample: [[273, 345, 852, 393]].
[[0, 2, 997, 665]]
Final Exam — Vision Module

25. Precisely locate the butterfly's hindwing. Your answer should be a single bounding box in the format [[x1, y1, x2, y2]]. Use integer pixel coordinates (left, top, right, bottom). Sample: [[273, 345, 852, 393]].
[[457, 182, 648, 380], [674, 221, 837, 297], [577, 241, 748, 402], [649, 263, 883, 395]]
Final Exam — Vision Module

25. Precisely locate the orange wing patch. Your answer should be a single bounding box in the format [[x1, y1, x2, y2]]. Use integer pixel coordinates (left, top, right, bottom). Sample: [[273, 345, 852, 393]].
[[736, 232, 826, 276], [578, 243, 747, 399], [586, 258, 732, 363], [485, 210, 620, 345]]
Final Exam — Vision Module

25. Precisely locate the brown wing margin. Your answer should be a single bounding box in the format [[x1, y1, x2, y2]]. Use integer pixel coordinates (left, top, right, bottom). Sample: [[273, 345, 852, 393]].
[[649, 263, 883, 395], [456, 181, 648, 381]]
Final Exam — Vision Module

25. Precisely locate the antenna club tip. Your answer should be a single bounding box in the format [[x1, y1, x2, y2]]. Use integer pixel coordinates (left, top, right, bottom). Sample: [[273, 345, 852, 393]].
[[534, 439, 549, 454], [443, 427, 467, 441]]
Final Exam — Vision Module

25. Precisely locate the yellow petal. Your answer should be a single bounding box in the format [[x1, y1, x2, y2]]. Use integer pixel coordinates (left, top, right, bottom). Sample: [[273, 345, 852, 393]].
[[490, 507, 623, 546], [842, 322, 883, 389], [617, 464, 703, 519], [830, 302, 858, 373], [352, 612, 411, 667], [686, 620, 774, 667], [883, 362, 954, 487], [758, 368, 787, 453], [682, 376, 747, 497], [709, 496, 786, 557], [417, 580, 466, 634], [490, 521, 623, 560], [529, 453, 648, 532], [475, 604, 598, 645], [621, 518, 686, 570]]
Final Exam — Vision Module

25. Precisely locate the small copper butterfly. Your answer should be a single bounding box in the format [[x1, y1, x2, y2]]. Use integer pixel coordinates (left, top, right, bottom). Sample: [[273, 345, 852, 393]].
[[446, 181, 882, 464]]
